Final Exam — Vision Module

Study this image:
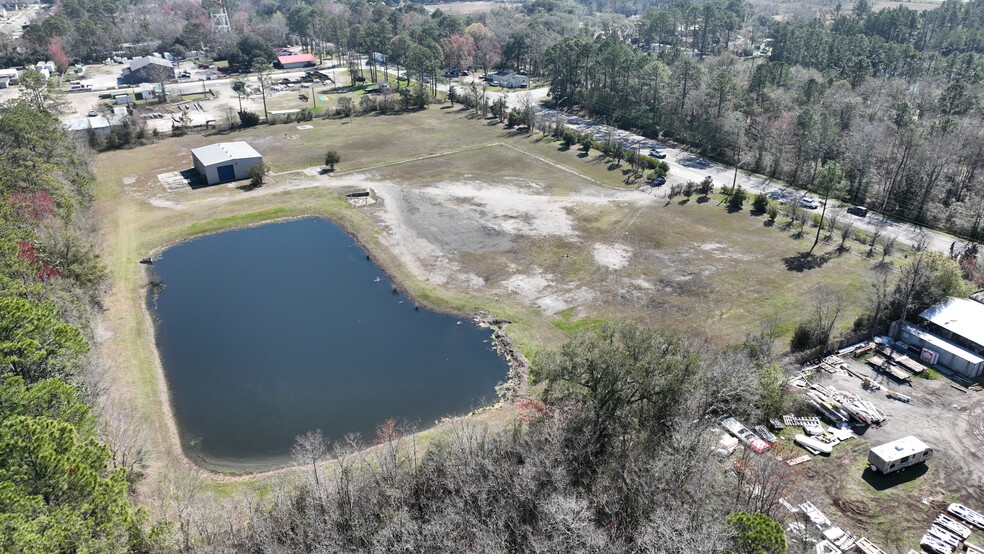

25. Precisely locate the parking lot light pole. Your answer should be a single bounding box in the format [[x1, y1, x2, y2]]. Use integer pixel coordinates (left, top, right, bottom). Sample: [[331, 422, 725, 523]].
[[554, 96, 568, 137]]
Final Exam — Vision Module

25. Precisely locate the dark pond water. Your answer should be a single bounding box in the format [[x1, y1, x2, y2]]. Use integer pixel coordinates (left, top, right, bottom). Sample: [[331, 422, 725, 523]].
[[149, 218, 508, 470]]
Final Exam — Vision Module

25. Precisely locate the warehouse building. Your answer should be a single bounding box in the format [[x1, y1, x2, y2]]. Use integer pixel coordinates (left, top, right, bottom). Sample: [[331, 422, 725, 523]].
[[896, 296, 984, 379], [121, 56, 174, 85], [276, 53, 316, 69], [191, 142, 263, 185]]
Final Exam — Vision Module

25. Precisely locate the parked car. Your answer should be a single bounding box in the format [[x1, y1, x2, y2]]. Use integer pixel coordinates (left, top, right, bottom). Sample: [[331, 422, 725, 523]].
[[178, 71, 192, 78], [768, 191, 789, 203], [649, 176, 666, 187], [847, 205, 868, 217], [647, 149, 667, 159], [799, 197, 819, 209]]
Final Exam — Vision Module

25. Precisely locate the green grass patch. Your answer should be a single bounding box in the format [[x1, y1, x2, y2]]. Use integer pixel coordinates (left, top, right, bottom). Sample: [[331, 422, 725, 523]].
[[553, 316, 607, 333], [183, 207, 292, 237]]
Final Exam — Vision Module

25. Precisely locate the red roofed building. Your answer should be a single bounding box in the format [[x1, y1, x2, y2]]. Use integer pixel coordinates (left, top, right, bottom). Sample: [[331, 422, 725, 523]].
[[276, 53, 316, 69]]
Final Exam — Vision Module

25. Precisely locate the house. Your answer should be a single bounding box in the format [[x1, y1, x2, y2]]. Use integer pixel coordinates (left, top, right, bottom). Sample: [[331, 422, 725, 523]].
[[191, 142, 263, 185], [276, 53, 316, 69], [488, 70, 529, 89], [0, 68, 17, 88], [895, 296, 984, 379], [121, 56, 175, 85]]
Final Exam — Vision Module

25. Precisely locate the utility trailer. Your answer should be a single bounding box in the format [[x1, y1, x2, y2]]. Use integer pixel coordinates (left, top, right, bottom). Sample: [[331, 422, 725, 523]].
[[867, 436, 932, 474]]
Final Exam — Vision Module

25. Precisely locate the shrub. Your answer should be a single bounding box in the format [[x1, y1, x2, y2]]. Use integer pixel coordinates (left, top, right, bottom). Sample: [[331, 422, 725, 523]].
[[766, 203, 779, 221], [752, 193, 769, 213], [562, 129, 577, 147], [358, 94, 377, 114], [336, 97, 353, 117], [247, 162, 268, 188], [698, 176, 714, 196], [728, 185, 746, 209], [728, 511, 788, 554], [238, 110, 260, 127], [507, 108, 519, 127], [790, 322, 819, 351], [580, 134, 593, 153]]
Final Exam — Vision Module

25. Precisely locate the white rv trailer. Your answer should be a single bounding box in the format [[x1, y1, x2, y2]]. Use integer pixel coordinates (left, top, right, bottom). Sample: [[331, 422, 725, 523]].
[[867, 436, 932, 474], [934, 514, 971, 539], [949, 503, 984, 530]]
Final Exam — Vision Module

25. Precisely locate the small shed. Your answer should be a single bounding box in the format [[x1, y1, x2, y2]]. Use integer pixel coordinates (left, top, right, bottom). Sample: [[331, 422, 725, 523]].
[[0, 68, 17, 88], [191, 142, 263, 185], [868, 436, 932, 474]]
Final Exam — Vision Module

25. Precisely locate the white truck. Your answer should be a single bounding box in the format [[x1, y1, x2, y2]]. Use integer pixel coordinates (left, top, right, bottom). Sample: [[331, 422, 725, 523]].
[[867, 436, 932, 474]]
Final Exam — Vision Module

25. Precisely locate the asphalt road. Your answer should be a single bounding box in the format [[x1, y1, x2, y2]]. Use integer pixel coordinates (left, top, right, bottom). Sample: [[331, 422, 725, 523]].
[[505, 88, 966, 256]]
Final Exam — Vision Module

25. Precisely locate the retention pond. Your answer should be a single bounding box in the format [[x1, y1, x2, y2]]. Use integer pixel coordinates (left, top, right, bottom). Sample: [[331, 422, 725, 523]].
[[149, 218, 509, 470]]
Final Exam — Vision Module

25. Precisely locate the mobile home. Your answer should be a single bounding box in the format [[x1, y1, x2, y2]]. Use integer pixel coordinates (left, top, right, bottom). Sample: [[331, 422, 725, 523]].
[[867, 436, 932, 474]]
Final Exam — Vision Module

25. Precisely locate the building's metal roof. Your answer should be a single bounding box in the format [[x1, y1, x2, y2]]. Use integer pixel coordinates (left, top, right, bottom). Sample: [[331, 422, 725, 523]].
[[128, 56, 173, 72], [919, 296, 984, 347], [191, 142, 262, 166], [869, 436, 929, 462], [277, 54, 315, 65], [63, 114, 127, 131]]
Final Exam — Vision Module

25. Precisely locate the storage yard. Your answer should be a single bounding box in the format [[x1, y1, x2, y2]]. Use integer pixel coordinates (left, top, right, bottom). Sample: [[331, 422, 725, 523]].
[[718, 341, 984, 551]]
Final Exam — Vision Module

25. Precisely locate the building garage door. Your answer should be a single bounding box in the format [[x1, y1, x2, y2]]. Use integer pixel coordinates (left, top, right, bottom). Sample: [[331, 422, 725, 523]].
[[217, 164, 235, 182]]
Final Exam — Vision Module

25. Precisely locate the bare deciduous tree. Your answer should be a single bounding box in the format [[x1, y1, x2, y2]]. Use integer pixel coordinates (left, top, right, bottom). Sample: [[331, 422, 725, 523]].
[[293, 429, 329, 489]]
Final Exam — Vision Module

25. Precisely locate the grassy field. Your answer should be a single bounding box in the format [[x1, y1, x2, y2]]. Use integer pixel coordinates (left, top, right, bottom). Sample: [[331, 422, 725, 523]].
[[93, 106, 896, 496]]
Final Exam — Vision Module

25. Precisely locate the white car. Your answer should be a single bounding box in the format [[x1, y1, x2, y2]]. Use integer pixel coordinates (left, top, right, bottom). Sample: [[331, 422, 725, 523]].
[[799, 197, 820, 209]]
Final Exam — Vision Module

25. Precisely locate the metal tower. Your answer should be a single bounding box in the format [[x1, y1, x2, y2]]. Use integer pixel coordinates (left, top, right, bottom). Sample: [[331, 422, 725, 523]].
[[210, 0, 231, 34]]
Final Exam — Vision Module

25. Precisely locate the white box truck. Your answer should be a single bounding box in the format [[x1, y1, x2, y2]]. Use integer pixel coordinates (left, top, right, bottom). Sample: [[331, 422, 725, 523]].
[[868, 436, 932, 474]]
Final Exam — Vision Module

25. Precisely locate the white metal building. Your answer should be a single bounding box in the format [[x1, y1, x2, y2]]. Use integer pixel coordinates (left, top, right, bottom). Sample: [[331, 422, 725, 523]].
[[897, 297, 984, 379], [0, 68, 17, 88], [191, 142, 263, 185]]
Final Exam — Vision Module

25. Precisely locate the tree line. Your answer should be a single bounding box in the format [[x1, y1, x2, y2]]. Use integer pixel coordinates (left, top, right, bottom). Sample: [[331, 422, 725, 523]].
[[0, 96, 147, 550], [544, 2, 984, 240]]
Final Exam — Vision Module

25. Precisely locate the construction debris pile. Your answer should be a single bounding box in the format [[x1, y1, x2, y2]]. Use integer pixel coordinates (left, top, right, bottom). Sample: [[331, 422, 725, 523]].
[[919, 503, 984, 554], [782, 498, 890, 554]]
